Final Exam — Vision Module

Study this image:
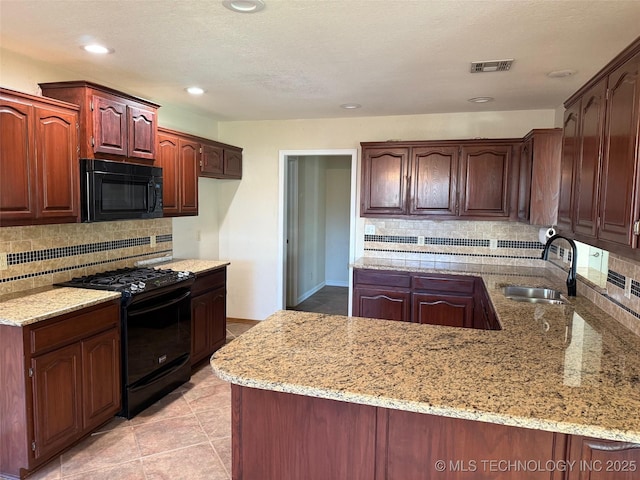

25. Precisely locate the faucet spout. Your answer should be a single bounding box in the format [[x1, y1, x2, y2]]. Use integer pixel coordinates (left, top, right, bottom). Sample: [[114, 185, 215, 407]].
[[541, 234, 577, 297]]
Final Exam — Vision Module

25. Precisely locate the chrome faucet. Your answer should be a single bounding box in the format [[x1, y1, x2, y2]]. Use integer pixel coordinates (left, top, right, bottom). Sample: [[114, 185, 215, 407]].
[[541, 234, 577, 296]]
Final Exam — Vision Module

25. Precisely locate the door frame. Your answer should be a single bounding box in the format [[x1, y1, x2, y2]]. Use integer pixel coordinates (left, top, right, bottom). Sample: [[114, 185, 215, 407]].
[[278, 149, 358, 312]]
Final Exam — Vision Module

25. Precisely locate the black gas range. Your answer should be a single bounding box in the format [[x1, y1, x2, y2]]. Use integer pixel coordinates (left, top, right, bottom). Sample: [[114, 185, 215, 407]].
[[57, 267, 195, 419]]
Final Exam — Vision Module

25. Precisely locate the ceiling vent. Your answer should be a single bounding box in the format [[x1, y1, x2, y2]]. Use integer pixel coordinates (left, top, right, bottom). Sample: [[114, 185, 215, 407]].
[[470, 59, 514, 73]]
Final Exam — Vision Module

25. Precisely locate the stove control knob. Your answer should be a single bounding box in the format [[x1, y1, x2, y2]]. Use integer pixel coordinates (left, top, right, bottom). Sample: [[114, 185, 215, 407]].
[[138, 281, 146, 290], [178, 271, 190, 278], [130, 284, 138, 292]]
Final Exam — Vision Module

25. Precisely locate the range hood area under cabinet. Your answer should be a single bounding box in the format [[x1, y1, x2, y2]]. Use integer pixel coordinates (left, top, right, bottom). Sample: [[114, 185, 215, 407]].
[[556, 36, 640, 259]]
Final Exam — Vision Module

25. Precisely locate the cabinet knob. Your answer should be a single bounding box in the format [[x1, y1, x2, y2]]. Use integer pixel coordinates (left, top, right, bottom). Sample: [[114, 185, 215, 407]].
[[634, 220, 640, 236]]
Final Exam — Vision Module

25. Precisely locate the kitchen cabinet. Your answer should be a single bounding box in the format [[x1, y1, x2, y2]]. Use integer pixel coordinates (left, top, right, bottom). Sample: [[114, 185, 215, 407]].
[[0, 300, 120, 479], [190, 267, 227, 367], [517, 129, 563, 226], [557, 104, 580, 232], [200, 139, 243, 179], [360, 139, 519, 220], [156, 128, 199, 216], [352, 269, 499, 330], [566, 436, 640, 480], [557, 38, 640, 258], [411, 274, 475, 328], [0, 88, 80, 227], [39, 80, 159, 164]]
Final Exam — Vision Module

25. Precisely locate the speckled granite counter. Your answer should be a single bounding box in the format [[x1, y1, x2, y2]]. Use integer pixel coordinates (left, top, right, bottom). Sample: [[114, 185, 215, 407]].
[[0, 286, 120, 327], [211, 260, 640, 443], [156, 259, 229, 275]]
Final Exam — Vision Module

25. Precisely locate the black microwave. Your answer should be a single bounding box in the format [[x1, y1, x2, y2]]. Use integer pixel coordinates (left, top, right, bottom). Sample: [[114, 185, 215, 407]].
[[80, 159, 163, 222]]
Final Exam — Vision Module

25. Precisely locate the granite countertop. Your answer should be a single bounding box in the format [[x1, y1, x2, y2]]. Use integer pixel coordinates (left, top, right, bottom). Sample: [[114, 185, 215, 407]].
[[211, 259, 640, 443], [0, 286, 121, 327], [156, 258, 230, 275]]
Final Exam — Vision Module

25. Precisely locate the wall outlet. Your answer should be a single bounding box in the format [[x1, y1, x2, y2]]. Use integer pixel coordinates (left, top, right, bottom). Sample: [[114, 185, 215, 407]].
[[625, 277, 632, 299], [150, 235, 157, 247], [364, 224, 375, 235], [489, 239, 498, 250], [417, 236, 425, 246], [0, 253, 7, 271]]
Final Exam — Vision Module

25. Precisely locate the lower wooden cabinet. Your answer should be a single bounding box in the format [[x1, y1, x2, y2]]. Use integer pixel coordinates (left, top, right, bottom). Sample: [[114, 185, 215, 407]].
[[190, 267, 227, 366], [565, 436, 640, 480], [232, 385, 640, 480], [352, 269, 499, 330], [0, 300, 121, 479]]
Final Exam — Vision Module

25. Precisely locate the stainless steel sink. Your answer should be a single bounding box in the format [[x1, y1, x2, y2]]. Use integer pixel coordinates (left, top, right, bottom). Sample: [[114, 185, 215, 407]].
[[503, 286, 566, 305]]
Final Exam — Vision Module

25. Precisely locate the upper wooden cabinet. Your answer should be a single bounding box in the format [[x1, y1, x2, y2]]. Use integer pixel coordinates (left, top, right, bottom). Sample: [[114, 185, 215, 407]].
[[39, 81, 159, 164], [360, 139, 520, 220], [0, 88, 80, 227], [156, 127, 199, 217], [517, 129, 563, 226], [199, 139, 243, 179], [557, 37, 640, 258]]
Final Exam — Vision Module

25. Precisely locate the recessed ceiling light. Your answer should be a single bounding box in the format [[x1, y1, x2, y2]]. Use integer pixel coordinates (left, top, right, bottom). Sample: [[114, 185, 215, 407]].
[[467, 97, 494, 103], [222, 0, 265, 13], [340, 103, 361, 109], [547, 69, 576, 78], [83, 44, 113, 54], [186, 87, 205, 95]]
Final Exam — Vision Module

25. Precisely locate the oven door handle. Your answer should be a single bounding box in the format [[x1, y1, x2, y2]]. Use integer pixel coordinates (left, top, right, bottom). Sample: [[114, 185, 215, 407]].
[[127, 290, 191, 317]]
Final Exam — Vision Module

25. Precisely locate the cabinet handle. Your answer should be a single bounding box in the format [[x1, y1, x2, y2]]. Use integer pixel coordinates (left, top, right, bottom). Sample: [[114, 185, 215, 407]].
[[634, 220, 640, 236]]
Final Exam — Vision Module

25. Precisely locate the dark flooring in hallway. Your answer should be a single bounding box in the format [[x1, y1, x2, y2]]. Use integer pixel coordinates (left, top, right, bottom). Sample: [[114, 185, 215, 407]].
[[288, 286, 348, 316]]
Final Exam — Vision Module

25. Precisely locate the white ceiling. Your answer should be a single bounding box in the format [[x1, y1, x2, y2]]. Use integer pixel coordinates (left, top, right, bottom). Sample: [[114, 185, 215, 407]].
[[1, 0, 639, 121]]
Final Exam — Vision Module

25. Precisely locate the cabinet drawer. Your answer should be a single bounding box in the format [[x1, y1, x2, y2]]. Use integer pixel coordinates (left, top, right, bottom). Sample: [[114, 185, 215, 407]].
[[354, 269, 411, 288], [412, 275, 476, 294], [192, 268, 227, 296], [30, 301, 119, 356]]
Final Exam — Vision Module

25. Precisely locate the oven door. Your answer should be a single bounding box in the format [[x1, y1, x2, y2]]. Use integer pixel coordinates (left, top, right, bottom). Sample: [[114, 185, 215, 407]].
[[124, 287, 192, 388]]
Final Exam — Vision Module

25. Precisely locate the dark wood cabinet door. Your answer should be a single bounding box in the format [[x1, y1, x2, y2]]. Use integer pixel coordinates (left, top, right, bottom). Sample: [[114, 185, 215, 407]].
[[223, 149, 243, 179], [558, 104, 580, 232], [208, 287, 227, 352], [179, 138, 199, 214], [566, 436, 640, 480], [201, 143, 223, 176], [191, 292, 211, 366], [34, 105, 79, 221], [81, 328, 120, 431], [458, 144, 512, 218], [518, 138, 533, 222], [31, 343, 83, 461], [156, 132, 180, 215], [361, 147, 409, 215], [410, 146, 458, 216], [574, 80, 606, 239], [598, 52, 640, 248], [92, 94, 127, 157], [353, 287, 411, 322], [0, 97, 35, 222], [412, 292, 474, 328], [128, 105, 156, 160]]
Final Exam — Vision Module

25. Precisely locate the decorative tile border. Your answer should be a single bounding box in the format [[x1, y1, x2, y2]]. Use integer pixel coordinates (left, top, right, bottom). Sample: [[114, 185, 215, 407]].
[[7, 235, 172, 267], [365, 235, 541, 249], [0, 249, 172, 284], [607, 270, 626, 290], [632, 280, 640, 298], [364, 247, 541, 261]]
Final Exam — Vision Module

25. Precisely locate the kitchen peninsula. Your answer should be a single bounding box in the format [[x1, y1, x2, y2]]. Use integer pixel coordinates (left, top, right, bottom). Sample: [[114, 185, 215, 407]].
[[211, 263, 640, 480]]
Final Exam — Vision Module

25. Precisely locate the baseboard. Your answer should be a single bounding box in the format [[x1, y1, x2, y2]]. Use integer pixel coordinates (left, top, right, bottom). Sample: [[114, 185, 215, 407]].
[[227, 317, 261, 325], [325, 280, 349, 287], [296, 282, 326, 305]]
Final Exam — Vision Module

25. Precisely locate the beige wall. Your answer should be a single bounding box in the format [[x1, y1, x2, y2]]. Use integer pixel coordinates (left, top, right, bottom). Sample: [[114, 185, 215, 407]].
[[216, 110, 557, 320]]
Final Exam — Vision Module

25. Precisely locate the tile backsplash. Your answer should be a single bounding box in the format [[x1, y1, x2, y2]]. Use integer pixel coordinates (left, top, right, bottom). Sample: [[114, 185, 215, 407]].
[[0, 218, 172, 295], [363, 219, 546, 266]]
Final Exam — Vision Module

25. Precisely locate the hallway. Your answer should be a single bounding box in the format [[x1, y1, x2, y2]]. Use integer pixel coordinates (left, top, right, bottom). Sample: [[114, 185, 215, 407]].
[[288, 286, 348, 316]]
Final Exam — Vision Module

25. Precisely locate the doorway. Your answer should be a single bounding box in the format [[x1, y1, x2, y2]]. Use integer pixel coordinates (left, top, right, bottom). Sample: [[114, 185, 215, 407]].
[[278, 149, 358, 316]]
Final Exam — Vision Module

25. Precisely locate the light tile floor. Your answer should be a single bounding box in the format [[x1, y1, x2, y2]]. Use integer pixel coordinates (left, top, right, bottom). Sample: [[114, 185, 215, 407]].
[[24, 321, 256, 480]]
